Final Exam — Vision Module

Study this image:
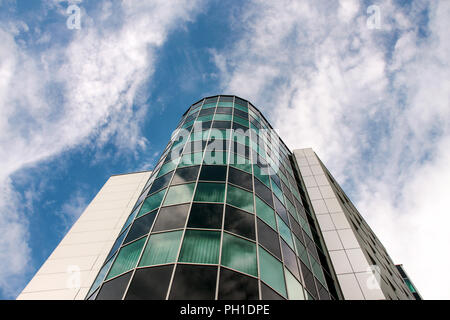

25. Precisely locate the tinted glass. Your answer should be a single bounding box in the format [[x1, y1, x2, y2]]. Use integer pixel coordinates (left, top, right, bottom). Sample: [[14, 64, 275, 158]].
[[281, 239, 300, 279], [216, 107, 233, 114], [139, 231, 183, 267], [300, 261, 317, 298], [125, 265, 173, 300], [96, 272, 132, 300], [274, 196, 289, 224], [187, 203, 223, 229], [149, 172, 172, 194], [169, 264, 217, 300], [194, 183, 225, 203], [206, 138, 229, 152], [106, 228, 128, 262], [259, 247, 287, 297], [107, 238, 146, 280], [152, 204, 190, 232], [260, 281, 284, 300], [203, 150, 228, 165], [255, 196, 276, 230], [171, 166, 200, 185], [254, 178, 273, 207], [138, 189, 166, 217], [211, 121, 231, 129], [257, 218, 281, 260], [199, 165, 227, 181], [124, 211, 157, 244], [224, 205, 255, 240], [221, 232, 257, 277], [226, 185, 254, 213], [277, 216, 294, 249], [163, 183, 195, 206], [218, 268, 259, 300], [179, 230, 221, 264], [285, 268, 305, 300], [228, 167, 252, 191]]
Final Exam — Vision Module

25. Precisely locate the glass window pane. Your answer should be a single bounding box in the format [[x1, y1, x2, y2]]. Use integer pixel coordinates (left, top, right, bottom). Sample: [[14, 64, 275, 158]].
[[261, 281, 284, 300], [163, 183, 195, 206], [259, 246, 287, 297], [194, 182, 225, 203], [96, 272, 132, 300], [152, 204, 190, 232], [88, 256, 114, 297], [228, 167, 253, 191], [124, 211, 157, 244], [294, 236, 310, 268], [310, 255, 326, 287], [206, 137, 229, 152], [229, 153, 252, 173], [300, 261, 317, 298], [179, 230, 221, 264], [284, 268, 305, 300], [187, 203, 223, 229], [138, 189, 166, 218], [226, 185, 254, 213], [214, 113, 233, 121], [253, 164, 271, 187], [216, 107, 233, 115], [281, 239, 300, 279], [120, 206, 139, 234], [171, 166, 200, 185], [257, 218, 281, 260], [233, 115, 249, 128], [199, 165, 227, 181], [149, 172, 173, 194], [254, 178, 273, 207], [107, 238, 146, 280], [107, 228, 128, 262], [157, 160, 178, 177], [224, 205, 255, 240], [203, 150, 228, 165], [179, 152, 203, 167], [209, 128, 231, 140], [218, 267, 259, 300], [221, 232, 257, 277], [139, 231, 183, 267], [255, 196, 276, 230], [271, 179, 284, 203], [274, 196, 289, 224], [277, 215, 294, 249], [125, 265, 174, 300], [169, 264, 217, 300]]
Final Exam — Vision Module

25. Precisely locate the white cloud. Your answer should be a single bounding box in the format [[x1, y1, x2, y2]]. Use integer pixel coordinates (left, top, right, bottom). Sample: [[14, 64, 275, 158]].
[[0, 0, 204, 298], [212, 0, 450, 299]]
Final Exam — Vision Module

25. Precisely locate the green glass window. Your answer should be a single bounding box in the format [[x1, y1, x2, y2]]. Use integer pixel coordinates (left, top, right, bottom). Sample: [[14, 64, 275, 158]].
[[179, 152, 203, 167], [259, 247, 287, 297], [253, 164, 271, 187], [226, 185, 254, 213], [202, 103, 216, 109], [203, 150, 228, 165], [277, 216, 294, 249], [221, 232, 257, 276], [120, 207, 139, 234], [255, 196, 276, 230], [271, 179, 284, 203], [214, 114, 233, 121], [284, 268, 305, 300], [218, 101, 233, 108], [157, 160, 178, 177], [163, 183, 195, 206], [194, 182, 225, 203], [138, 189, 166, 217], [310, 256, 326, 287], [229, 153, 252, 173], [294, 236, 310, 268], [196, 114, 214, 122], [234, 103, 248, 113], [299, 215, 313, 238], [88, 256, 114, 297], [107, 238, 146, 280], [139, 231, 183, 267], [233, 116, 249, 128], [179, 230, 221, 264]]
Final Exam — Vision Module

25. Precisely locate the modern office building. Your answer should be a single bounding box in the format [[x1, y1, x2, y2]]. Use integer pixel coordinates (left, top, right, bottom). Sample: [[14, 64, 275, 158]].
[[17, 95, 419, 300]]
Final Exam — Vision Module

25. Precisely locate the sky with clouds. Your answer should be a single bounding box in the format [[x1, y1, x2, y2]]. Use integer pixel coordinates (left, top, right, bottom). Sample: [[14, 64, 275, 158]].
[[0, 0, 448, 299]]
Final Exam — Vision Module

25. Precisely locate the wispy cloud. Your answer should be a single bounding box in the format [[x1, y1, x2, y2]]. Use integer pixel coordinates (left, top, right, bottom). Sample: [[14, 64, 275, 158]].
[[211, 0, 450, 299], [0, 0, 204, 298]]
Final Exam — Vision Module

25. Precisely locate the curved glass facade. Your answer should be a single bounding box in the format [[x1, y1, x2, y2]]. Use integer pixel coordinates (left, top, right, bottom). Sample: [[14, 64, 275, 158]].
[[86, 95, 342, 300]]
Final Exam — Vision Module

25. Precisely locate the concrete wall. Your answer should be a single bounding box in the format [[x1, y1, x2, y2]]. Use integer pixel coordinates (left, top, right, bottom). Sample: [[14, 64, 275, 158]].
[[17, 171, 151, 300]]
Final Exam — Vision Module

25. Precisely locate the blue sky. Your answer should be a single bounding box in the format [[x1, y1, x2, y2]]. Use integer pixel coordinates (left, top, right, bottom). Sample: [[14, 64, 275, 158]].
[[0, 0, 449, 300]]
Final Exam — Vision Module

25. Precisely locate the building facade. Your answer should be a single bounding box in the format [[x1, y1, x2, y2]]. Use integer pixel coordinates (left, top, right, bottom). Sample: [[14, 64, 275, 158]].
[[18, 95, 419, 300]]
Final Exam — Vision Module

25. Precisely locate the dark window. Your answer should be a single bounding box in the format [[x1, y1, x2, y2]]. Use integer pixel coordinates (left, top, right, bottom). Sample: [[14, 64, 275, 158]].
[[317, 281, 331, 300], [232, 122, 248, 131], [199, 108, 215, 117], [125, 265, 173, 300], [228, 167, 253, 191], [171, 166, 200, 185], [192, 121, 212, 132], [290, 218, 304, 243], [212, 121, 231, 129], [274, 197, 289, 225], [124, 211, 157, 244], [199, 165, 227, 182], [224, 205, 255, 240], [234, 97, 247, 107], [257, 218, 281, 260], [233, 108, 248, 119], [254, 179, 273, 207], [280, 239, 300, 280], [218, 268, 259, 300], [187, 203, 224, 229], [149, 172, 172, 194], [96, 272, 132, 300], [260, 281, 284, 300], [106, 228, 128, 261], [216, 107, 233, 115], [169, 265, 217, 300], [152, 204, 190, 232], [300, 261, 317, 298], [205, 97, 218, 104]]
